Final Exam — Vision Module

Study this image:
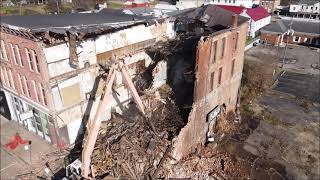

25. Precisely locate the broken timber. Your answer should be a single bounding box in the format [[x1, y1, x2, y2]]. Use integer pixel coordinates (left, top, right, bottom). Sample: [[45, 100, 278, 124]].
[[81, 59, 145, 178]]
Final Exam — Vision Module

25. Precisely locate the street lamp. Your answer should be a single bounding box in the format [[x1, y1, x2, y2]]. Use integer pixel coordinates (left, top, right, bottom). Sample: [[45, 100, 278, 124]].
[[282, 19, 294, 67], [24, 141, 32, 171]]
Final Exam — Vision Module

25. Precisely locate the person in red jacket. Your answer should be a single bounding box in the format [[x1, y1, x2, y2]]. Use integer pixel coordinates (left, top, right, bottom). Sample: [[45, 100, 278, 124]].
[[4, 133, 28, 150]]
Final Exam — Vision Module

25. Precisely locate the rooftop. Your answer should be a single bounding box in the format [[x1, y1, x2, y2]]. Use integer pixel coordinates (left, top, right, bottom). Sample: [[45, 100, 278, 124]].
[[0, 9, 152, 32], [217, 5, 270, 21], [176, 5, 249, 28], [261, 19, 320, 35], [123, 7, 154, 16], [298, 0, 319, 5]]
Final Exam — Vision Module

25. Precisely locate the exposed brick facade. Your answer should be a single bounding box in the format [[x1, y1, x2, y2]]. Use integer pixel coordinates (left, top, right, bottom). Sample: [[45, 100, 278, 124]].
[[0, 31, 56, 144], [0, 31, 52, 110], [260, 0, 280, 13], [261, 31, 320, 47], [261, 31, 283, 46], [171, 21, 248, 161]]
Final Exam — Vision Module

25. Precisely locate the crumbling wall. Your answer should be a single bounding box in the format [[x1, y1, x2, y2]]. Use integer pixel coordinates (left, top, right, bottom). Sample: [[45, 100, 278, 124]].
[[152, 61, 167, 89], [52, 51, 154, 145], [171, 22, 248, 161], [43, 20, 173, 145]]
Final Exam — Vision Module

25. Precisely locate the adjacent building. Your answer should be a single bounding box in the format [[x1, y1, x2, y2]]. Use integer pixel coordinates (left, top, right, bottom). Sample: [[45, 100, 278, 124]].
[[218, 5, 271, 37], [203, 0, 258, 8], [0, 10, 174, 146], [260, 18, 320, 47], [289, 0, 320, 19], [260, 0, 281, 13], [123, 0, 149, 8], [122, 7, 154, 16]]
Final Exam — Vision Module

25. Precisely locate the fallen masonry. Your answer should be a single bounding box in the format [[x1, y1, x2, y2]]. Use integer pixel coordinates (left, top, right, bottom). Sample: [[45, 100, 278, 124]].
[[79, 5, 251, 178], [91, 85, 184, 178]]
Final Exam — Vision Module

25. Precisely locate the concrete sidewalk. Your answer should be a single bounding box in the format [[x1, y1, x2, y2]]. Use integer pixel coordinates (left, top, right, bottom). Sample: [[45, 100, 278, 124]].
[[0, 115, 58, 179]]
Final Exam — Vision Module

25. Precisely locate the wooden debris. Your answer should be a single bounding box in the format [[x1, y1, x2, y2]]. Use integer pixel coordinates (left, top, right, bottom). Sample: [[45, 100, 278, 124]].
[[90, 85, 185, 178]]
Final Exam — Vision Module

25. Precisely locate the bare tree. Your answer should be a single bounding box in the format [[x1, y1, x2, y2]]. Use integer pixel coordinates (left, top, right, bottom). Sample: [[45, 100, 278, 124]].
[[72, 0, 96, 10], [46, 0, 60, 13]]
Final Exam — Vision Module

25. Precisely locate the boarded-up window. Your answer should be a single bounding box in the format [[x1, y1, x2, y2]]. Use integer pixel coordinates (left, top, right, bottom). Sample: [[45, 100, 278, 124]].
[[0, 40, 8, 61], [60, 83, 81, 107], [234, 32, 239, 51], [231, 59, 235, 77], [23, 76, 30, 97], [210, 72, 215, 92], [8, 69, 15, 90], [211, 41, 217, 63], [10, 44, 18, 65], [32, 50, 41, 73], [218, 67, 222, 85], [221, 37, 226, 59], [25, 48, 34, 71], [18, 74, 25, 94], [15, 45, 23, 67]]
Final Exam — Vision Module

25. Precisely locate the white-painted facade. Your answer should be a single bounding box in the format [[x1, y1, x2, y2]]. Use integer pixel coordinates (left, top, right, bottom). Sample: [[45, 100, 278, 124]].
[[2, 88, 51, 142], [43, 20, 175, 144], [289, 2, 320, 14], [204, 0, 254, 8], [243, 13, 271, 37]]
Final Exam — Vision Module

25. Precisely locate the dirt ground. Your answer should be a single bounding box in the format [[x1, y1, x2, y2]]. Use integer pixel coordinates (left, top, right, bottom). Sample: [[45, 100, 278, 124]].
[[245, 44, 320, 75], [74, 44, 319, 179], [242, 45, 320, 180]]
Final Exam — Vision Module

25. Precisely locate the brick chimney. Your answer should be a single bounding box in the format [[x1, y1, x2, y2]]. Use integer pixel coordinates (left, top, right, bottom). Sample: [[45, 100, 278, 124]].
[[231, 14, 238, 28]]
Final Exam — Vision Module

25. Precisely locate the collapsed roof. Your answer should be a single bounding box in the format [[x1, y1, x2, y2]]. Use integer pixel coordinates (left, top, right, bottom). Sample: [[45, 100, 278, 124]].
[[0, 5, 249, 45], [175, 5, 249, 28], [0, 9, 157, 43], [1, 9, 154, 32]]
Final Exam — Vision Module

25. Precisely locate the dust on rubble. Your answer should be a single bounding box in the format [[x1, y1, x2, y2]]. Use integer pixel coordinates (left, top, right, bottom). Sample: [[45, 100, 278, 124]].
[[91, 85, 185, 179]]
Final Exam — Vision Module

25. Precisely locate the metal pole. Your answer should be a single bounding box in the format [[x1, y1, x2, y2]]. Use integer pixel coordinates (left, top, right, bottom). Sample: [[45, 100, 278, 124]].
[[282, 34, 288, 66], [56, 0, 60, 14], [282, 17, 293, 67], [19, 2, 22, 15], [29, 141, 32, 172]]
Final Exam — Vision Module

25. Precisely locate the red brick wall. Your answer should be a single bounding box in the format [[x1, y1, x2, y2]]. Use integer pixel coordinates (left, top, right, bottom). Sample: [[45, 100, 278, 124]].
[[0, 31, 51, 109], [261, 32, 281, 45], [287, 33, 320, 45], [261, 32, 320, 46], [172, 21, 249, 161]]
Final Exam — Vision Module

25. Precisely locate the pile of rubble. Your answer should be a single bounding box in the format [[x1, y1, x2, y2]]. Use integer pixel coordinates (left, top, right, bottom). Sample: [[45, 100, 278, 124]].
[[91, 85, 185, 178]]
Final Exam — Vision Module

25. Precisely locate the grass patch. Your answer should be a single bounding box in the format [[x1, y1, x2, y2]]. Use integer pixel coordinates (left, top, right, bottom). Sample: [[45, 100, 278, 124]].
[[107, 2, 123, 9], [260, 109, 281, 125], [1, 4, 48, 15], [245, 37, 254, 45], [241, 60, 275, 104]]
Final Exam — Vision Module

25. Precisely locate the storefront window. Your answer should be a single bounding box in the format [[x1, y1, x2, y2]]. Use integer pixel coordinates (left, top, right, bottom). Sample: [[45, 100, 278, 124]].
[[13, 96, 24, 113]]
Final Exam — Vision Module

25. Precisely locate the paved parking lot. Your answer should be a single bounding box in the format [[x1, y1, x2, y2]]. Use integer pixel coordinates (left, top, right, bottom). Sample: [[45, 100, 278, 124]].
[[246, 44, 320, 75], [244, 45, 320, 180]]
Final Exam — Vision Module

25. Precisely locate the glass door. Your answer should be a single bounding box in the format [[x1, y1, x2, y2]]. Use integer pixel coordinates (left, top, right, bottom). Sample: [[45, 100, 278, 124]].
[[26, 105, 37, 133], [12, 96, 26, 126], [33, 109, 51, 142]]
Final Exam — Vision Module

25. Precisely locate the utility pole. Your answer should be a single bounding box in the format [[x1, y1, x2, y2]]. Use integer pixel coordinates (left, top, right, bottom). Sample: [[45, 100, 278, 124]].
[[282, 17, 293, 67], [19, 1, 22, 15], [56, 0, 60, 14]]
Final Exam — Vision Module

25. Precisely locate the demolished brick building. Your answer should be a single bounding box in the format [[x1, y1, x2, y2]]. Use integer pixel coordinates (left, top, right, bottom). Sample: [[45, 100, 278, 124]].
[[153, 5, 249, 161], [0, 5, 249, 169]]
